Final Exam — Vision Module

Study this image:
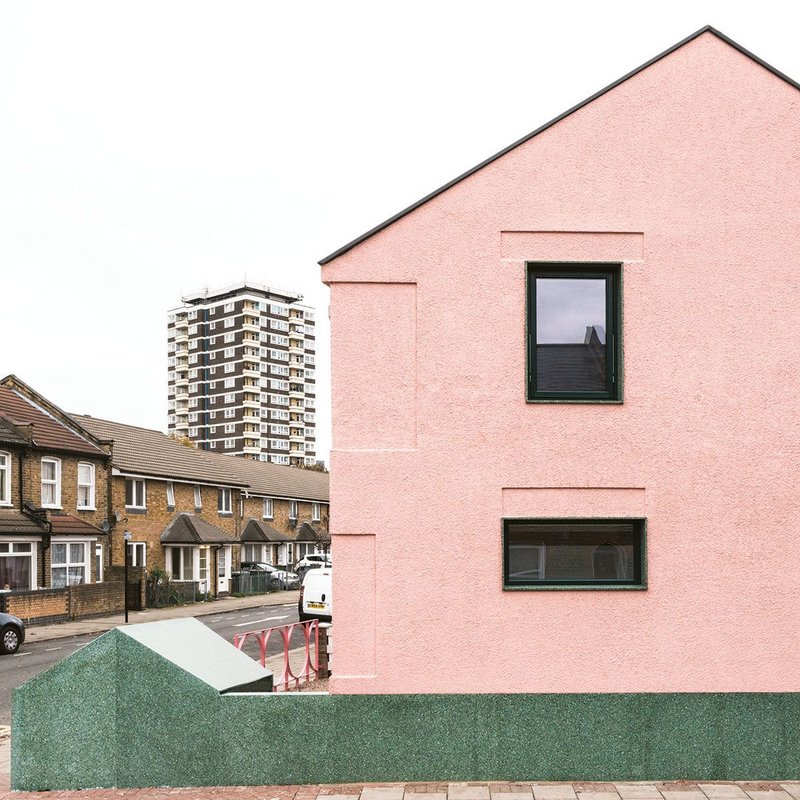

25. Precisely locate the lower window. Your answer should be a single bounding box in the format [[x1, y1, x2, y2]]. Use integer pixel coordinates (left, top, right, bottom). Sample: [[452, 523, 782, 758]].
[[0, 542, 35, 590], [51, 542, 89, 588], [503, 518, 645, 589]]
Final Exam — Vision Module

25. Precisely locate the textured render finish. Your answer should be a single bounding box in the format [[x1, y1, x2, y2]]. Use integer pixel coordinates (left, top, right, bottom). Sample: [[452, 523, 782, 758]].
[[322, 32, 800, 694], [11, 631, 800, 788], [330, 282, 417, 450], [500, 232, 644, 262]]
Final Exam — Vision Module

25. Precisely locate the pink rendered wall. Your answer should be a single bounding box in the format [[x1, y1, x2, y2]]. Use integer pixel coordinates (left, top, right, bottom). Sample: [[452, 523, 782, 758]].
[[322, 32, 800, 694]]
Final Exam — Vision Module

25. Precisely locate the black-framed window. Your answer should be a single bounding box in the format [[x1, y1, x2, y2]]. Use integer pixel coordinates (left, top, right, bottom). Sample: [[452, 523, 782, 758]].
[[503, 518, 645, 588], [527, 264, 621, 401]]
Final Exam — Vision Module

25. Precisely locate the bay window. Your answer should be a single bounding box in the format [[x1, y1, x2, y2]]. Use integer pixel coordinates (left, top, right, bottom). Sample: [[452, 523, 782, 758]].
[[51, 541, 89, 587], [0, 542, 35, 590]]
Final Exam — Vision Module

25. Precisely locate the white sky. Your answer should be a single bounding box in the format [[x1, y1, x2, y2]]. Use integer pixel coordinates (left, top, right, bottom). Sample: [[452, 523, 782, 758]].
[[1, 1, 798, 463]]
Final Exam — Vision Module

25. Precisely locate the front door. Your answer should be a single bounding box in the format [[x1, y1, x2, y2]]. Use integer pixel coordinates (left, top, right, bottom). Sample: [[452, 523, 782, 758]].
[[217, 545, 231, 594], [198, 546, 210, 594]]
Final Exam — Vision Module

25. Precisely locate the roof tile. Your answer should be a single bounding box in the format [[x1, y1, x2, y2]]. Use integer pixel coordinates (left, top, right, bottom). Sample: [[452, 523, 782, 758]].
[[0, 387, 105, 456], [72, 415, 329, 501]]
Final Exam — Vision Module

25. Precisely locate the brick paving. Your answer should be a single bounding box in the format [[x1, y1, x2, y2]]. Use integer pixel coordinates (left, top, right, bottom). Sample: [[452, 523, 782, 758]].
[[2, 728, 800, 800]]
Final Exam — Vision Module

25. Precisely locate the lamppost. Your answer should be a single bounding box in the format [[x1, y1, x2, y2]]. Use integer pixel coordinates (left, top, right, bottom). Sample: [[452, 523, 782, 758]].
[[123, 530, 132, 623]]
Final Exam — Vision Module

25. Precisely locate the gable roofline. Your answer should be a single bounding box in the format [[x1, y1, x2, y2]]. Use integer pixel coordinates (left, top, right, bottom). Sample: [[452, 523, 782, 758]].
[[319, 26, 800, 266], [0, 375, 111, 457]]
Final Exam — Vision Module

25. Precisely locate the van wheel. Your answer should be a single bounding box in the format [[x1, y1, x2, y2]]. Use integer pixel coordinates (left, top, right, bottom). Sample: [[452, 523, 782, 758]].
[[1, 625, 21, 655]]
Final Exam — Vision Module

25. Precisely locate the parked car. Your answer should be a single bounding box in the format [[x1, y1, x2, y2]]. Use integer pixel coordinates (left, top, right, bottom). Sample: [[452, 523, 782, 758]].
[[239, 561, 282, 590], [0, 611, 25, 655], [298, 567, 332, 623], [272, 570, 301, 590], [294, 554, 332, 579]]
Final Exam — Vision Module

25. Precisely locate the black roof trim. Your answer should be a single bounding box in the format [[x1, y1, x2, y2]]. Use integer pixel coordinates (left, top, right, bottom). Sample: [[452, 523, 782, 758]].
[[319, 26, 800, 266]]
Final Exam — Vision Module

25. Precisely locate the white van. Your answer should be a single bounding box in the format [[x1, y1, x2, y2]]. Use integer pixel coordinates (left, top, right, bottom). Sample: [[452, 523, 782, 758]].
[[298, 568, 332, 623]]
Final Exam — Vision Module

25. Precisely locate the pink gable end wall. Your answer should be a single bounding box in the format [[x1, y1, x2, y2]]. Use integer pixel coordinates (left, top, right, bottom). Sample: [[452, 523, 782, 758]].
[[322, 31, 800, 694]]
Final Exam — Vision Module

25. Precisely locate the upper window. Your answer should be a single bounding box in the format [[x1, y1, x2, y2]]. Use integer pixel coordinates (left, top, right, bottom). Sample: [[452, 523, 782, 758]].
[[125, 478, 146, 509], [166, 482, 176, 508], [0, 451, 10, 506], [527, 264, 620, 401], [41, 458, 61, 508], [77, 463, 95, 510], [289, 500, 298, 520], [503, 518, 645, 589], [312, 502, 321, 522], [194, 485, 202, 509], [263, 498, 274, 519], [218, 488, 232, 514]]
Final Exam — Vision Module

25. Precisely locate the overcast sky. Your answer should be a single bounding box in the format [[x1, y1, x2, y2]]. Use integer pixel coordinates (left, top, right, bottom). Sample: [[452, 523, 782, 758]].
[[1, 1, 798, 462]]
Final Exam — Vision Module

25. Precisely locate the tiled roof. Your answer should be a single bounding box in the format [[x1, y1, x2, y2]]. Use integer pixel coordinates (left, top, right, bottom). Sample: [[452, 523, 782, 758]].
[[49, 514, 105, 537], [0, 386, 105, 456], [241, 519, 293, 543], [72, 415, 250, 487], [0, 510, 48, 535], [223, 457, 329, 502], [71, 415, 329, 501], [161, 513, 239, 545], [295, 521, 330, 544], [0, 416, 29, 447]]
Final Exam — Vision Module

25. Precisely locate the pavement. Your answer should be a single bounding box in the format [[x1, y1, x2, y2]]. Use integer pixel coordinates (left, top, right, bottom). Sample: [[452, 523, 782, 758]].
[[22, 588, 300, 643], [2, 776, 800, 800]]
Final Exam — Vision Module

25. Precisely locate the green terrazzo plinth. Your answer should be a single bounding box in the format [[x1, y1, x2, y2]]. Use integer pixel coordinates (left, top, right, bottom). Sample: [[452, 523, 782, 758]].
[[11, 627, 800, 790]]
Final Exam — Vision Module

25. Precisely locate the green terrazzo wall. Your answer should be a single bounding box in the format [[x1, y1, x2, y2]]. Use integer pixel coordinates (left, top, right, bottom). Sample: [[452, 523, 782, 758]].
[[12, 630, 800, 790]]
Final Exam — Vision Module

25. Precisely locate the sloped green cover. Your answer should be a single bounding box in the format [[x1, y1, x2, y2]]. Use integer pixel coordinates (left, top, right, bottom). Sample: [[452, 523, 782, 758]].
[[12, 628, 800, 789]]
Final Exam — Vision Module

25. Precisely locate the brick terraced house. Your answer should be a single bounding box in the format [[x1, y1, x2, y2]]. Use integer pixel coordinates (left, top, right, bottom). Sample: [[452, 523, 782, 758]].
[[73, 414, 330, 594], [0, 375, 328, 622], [0, 376, 114, 619]]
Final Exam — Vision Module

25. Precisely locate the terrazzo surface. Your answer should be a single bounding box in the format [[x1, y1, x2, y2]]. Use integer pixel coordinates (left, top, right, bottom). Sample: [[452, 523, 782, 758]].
[[11, 629, 800, 790]]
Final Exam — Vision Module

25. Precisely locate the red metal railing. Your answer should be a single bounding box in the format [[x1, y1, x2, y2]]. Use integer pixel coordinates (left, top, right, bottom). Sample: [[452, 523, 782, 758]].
[[233, 619, 320, 691]]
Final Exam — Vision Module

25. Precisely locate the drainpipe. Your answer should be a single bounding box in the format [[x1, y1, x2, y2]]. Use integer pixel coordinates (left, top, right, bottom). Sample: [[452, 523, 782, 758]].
[[17, 443, 52, 588], [106, 454, 115, 564]]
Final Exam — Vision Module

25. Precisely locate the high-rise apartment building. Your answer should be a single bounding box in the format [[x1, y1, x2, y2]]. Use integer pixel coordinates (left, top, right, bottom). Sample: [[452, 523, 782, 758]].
[[167, 282, 317, 466]]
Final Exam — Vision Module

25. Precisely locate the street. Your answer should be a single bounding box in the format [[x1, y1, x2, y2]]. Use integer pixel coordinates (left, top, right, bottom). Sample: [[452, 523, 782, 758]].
[[0, 602, 300, 725]]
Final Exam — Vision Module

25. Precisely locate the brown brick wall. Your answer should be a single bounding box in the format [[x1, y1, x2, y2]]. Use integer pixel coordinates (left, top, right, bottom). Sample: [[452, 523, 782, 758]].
[[6, 582, 128, 624], [7, 588, 69, 624], [109, 476, 245, 572], [22, 452, 110, 528], [68, 581, 125, 618]]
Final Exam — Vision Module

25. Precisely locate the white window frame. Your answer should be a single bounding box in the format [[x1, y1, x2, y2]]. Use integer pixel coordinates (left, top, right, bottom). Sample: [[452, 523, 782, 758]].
[[166, 481, 176, 507], [129, 542, 147, 567], [218, 488, 232, 514], [263, 498, 274, 519], [77, 462, 96, 510], [41, 457, 62, 508], [0, 451, 11, 506], [289, 499, 298, 520], [51, 540, 90, 587], [194, 485, 202, 508], [169, 546, 194, 581], [95, 542, 103, 583], [0, 541, 37, 590], [312, 502, 321, 522], [125, 478, 147, 509]]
